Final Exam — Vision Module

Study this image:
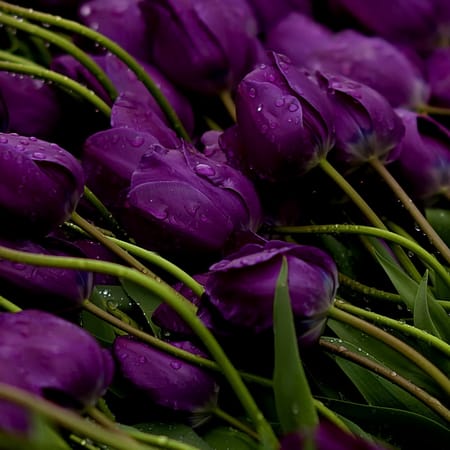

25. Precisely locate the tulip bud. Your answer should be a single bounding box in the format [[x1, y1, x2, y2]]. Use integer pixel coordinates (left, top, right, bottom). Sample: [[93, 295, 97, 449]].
[[113, 337, 219, 416], [204, 240, 338, 345], [0, 133, 85, 237], [0, 309, 113, 429], [235, 52, 335, 181]]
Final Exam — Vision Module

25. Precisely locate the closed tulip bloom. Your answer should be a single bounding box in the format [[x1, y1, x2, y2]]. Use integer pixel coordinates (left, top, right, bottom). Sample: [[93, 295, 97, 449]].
[[0, 236, 93, 311], [204, 240, 338, 343], [139, 0, 263, 94], [235, 52, 335, 181], [306, 30, 430, 108], [391, 109, 450, 201], [0, 310, 114, 410], [114, 337, 219, 414], [0, 133, 85, 237], [316, 72, 405, 166], [121, 142, 262, 262]]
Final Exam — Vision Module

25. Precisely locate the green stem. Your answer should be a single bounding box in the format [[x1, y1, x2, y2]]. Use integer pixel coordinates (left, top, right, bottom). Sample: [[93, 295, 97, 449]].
[[328, 306, 450, 398], [0, 61, 111, 116], [0, 49, 42, 66], [273, 224, 450, 288], [319, 159, 421, 280], [0, 295, 21, 312], [369, 158, 450, 265], [334, 299, 450, 358], [0, 1, 190, 141], [319, 339, 450, 423], [211, 406, 259, 440], [0, 11, 117, 101], [0, 383, 154, 450], [0, 245, 278, 446], [219, 90, 236, 122], [417, 104, 450, 116]]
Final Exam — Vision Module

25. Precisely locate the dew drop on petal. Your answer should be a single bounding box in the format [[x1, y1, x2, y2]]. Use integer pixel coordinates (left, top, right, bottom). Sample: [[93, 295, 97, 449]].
[[195, 163, 215, 176]]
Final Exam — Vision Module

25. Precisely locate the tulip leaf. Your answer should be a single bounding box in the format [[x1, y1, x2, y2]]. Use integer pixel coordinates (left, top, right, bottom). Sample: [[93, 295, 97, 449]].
[[273, 257, 318, 434], [426, 208, 450, 247], [201, 426, 258, 450]]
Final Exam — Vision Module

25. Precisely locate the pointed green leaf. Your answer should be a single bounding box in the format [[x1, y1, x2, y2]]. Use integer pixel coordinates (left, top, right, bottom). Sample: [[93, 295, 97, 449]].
[[273, 257, 318, 434]]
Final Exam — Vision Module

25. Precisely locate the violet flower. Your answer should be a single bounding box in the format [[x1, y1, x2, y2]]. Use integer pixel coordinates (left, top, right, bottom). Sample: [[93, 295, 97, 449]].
[[391, 109, 450, 202], [139, 0, 264, 94], [0, 133, 85, 237], [204, 240, 338, 345], [316, 72, 405, 166], [113, 336, 219, 415], [234, 52, 335, 181], [0, 310, 113, 423], [306, 30, 430, 108]]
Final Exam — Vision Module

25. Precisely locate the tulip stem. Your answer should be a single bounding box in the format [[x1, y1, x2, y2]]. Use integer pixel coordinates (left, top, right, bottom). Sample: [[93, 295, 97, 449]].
[[273, 224, 450, 288], [0, 49, 43, 66], [0, 383, 154, 450], [334, 299, 450, 358], [0, 1, 190, 141], [0, 295, 21, 312], [369, 158, 450, 265], [220, 90, 237, 122], [0, 11, 118, 101], [0, 61, 112, 117], [417, 104, 450, 116], [210, 406, 260, 440], [328, 307, 450, 398], [318, 158, 421, 280], [319, 339, 450, 423]]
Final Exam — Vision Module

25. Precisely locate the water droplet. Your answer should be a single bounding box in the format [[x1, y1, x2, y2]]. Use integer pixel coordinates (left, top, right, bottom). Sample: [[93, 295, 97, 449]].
[[15, 144, 25, 151], [0, 136, 8, 144], [32, 152, 46, 160], [138, 356, 146, 364], [106, 300, 118, 310], [260, 124, 268, 134], [256, 104, 263, 112], [288, 103, 299, 112], [275, 98, 285, 107], [13, 262, 26, 270], [170, 361, 182, 370], [195, 163, 215, 176], [131, 135, 144, 147], [79, 4, 92, 16], [248, 87, 256, 98]]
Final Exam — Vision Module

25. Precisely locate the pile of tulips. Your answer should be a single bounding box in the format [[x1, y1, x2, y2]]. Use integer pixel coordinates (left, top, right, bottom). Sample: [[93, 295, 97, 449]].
[[0, 1, 449, 449]]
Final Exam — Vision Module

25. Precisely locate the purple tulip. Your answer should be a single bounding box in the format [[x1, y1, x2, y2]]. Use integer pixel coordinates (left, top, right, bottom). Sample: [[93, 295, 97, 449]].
[[0, 310, 113, 412], [391, 109, 450, 201], [0, 236, 93, 311], [234, 52, 335, 181], [426, 47, 450, 107], [280, 419, 388, 449], [139, 0, 264, 94], [120, 141, 263, 263], [0, 133, 85, 236], [204, 240, 338, 343], [316, 72, 405, 166], [113, 336, 219, 414], [306, 30, 430, 108], [265, 12, 333, 67]]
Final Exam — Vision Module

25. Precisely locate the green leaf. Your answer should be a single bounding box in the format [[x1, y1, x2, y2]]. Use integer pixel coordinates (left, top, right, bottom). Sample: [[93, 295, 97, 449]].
[[201, 426, 259, 450], [414, 271, 450, 343], [273, 257, 318, 433], [426, 208, 450, 247]]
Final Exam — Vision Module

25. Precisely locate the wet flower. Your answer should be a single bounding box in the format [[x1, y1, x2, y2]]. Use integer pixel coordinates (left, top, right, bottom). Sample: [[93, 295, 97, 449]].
[[139, 0, 264, 94], [306, 30, 430, 108], [121, 141, 263, 264], [0, 133, 85, 237], [391, 109, 450, 201], [204, 240, 338, 344], [0, 236, 93, 311], [234, 52, 335, 181], [0, 309, 114, 412], [113, 336, 219, 415], [316, 72, 405, 166]]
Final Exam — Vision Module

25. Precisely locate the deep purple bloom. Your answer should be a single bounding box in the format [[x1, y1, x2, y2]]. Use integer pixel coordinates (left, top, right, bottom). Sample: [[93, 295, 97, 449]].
[[139, 0, 264, 94], [121, 142, 263, 263], [316, 72, 405, 166], [391, 109, 450, 201], [0, 133, 85, 237], [265, 12, 333, 67], [280, 419, 388, 449], [426, 47, 450, 107], [306, 30, 430, 108], [0, 310, 113, 411], [113, 336, 219, 414], [234, 52, 335, 181], [0, 236, 93, 311], [204, 240, 338, 344]]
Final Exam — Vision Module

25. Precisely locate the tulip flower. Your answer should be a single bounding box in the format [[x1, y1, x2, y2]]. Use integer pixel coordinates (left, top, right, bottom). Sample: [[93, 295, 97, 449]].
[[0, 236, 93, 311], [234, 51, 335, 181], [306, 30, 430, 108], [426, 47, 450, 107], [0, 309, 113, 414], [139, 0, 264, 94], [391, 109, 450, 201], [120, 141, 263, 264], [204, 240, 338, 344], [113, 337, 219, 415], [0, 133, 85, 237], [315, 72, 405, 166]]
